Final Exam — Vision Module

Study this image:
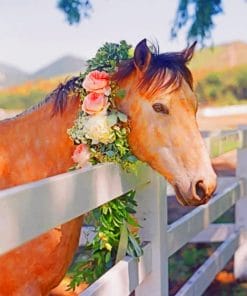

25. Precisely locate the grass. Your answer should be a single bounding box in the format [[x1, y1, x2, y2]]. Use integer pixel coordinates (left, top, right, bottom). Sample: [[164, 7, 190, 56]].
[[209, 133, 242, 158]]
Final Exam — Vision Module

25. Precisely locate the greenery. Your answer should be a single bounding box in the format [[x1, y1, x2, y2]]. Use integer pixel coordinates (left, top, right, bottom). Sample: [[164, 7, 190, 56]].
[[196, 66, 247, 105], [68, 191, 142, 289], [86, 41, 132, 73]]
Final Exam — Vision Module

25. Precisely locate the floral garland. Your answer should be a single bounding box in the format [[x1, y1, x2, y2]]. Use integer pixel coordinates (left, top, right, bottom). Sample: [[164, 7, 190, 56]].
[[67, 69, 137, 171], [67, 41, 142, 289]]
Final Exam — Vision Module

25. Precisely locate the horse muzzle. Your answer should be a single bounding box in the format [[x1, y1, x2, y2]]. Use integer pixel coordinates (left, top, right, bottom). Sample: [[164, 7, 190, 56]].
[[174, 174, 217, 206]]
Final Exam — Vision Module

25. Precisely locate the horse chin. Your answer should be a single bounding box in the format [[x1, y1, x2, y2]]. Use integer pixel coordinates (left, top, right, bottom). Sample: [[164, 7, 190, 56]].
[[174, 185, 191, 206]]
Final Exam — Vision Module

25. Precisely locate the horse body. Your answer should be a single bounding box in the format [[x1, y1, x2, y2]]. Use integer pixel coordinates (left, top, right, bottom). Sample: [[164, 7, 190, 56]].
[[0, 39, 217, 295], [0, 98, 83, 295], [0, 99, 79, 188]]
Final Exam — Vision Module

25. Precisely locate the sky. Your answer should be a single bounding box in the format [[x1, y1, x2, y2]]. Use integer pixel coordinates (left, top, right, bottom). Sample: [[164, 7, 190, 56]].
[[0, 0, 246, 73]]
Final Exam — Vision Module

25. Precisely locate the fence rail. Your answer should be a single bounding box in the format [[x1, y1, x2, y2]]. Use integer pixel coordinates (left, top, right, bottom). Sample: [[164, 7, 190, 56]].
[[0, 127, 247, 295]]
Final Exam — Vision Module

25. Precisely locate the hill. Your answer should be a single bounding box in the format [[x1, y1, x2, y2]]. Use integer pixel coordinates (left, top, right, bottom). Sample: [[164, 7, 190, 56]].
[[0, 63, 29, 88], [31, 55, 87, 80], [0, 55, 87, 89], [189, 41, 247, 81]]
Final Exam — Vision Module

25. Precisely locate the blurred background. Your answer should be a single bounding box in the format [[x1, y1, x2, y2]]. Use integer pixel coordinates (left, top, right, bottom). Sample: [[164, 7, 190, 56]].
[[0, 0, 246, 123], [0, 1, 247, 295]]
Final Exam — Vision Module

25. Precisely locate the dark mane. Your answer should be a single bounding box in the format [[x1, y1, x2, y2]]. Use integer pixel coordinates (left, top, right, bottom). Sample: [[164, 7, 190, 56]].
[[51, 76, 81, 115], [114, 44, 194, 97]]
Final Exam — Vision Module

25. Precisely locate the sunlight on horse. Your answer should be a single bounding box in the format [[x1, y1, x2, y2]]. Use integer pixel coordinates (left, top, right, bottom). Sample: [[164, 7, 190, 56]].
[[0, 39, 216, 295]]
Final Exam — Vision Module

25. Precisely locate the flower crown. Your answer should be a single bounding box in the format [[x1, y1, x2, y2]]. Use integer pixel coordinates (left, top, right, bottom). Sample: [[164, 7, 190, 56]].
[[68, 41, 137, 171]]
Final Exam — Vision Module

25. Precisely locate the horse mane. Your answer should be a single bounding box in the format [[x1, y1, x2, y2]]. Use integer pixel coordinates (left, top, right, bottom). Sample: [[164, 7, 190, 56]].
[[51, 76, 81, 115], [113, 44, 194, 97]]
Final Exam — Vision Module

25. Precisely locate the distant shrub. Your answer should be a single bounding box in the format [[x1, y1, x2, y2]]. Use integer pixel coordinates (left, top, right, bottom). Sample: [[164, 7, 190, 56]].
[[0, 90, 47, 110], [196, 67, 247, 105]]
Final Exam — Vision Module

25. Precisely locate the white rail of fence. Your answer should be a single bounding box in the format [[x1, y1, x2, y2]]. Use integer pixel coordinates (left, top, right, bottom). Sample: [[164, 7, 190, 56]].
[[0, 127, 247, 296]]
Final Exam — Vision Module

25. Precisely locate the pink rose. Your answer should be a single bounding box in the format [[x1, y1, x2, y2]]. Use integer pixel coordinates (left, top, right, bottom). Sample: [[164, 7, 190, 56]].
[[72, 144, 90, 168], [82, 70, 111, 95], [82, 92, 108, 115]]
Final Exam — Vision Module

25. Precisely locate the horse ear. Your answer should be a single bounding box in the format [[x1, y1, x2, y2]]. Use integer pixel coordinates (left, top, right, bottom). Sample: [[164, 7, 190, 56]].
[[134, 39, 152, 73], [182, 41, 197, 62]]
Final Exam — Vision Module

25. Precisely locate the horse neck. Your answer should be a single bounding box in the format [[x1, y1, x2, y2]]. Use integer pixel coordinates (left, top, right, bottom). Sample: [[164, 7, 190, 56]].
[[0, 97, 80, 189]]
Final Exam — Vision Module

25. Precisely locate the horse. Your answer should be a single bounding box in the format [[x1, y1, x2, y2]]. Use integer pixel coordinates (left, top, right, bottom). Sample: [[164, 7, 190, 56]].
[[0, 39, 216, 295]]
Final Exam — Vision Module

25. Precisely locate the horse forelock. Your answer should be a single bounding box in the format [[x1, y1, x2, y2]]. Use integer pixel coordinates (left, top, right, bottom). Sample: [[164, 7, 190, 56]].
[[114, 44, 193, 98]]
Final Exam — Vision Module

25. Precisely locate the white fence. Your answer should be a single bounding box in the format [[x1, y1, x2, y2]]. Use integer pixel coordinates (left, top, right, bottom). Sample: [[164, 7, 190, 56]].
[[0, 127, 247, 296]]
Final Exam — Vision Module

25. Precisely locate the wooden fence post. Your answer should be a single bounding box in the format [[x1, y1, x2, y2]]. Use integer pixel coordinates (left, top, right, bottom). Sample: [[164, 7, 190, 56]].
[[135, 168, 168, 296], [234, 126, 247, 279]]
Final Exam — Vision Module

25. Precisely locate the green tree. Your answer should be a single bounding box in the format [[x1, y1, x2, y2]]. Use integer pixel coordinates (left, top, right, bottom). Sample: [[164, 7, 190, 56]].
[[171, 0, 223, 45], [57, 0, 92, 24]]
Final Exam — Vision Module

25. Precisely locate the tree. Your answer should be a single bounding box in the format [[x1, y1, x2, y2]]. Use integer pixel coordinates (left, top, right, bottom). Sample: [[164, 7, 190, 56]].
[[57, 0, 92, 24], [170, 0, 223, 45], [57, 0, 245, 45]]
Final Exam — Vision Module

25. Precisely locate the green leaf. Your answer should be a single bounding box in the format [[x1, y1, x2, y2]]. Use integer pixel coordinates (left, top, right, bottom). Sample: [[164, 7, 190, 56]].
[[126, 155, 138, 163], [105, 150, 115, 157], [117, 112, 128, 122], [105, 251, 111, 264], [128, 232, 143, 257], [107, 113, 118, 127], [115, 222, 128, 263], [116, 89, 126, 99]]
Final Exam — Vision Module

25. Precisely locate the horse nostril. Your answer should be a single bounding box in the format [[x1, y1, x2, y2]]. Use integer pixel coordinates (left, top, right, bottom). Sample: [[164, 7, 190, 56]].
[[195, 180, 207, 200]]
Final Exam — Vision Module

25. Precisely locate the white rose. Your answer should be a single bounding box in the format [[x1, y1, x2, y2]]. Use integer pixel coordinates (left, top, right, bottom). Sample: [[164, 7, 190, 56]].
[[83, 115, 115, 144]]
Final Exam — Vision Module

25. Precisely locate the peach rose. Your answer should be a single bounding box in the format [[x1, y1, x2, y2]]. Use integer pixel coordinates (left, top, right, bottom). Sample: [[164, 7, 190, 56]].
[[82, 92, 108, 115], [82, 70, 111, 95], [72, 144, 90, 168]]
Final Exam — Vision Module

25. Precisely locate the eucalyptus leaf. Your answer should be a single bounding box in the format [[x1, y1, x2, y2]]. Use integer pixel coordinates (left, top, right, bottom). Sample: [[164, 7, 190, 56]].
[[128, 232, 143, 257], [115, 222, 128, 263], [126, 155, 138, 163], [117, 112, 128, 123], [107, 114, 118, 127], [105, 150, 115, 157]]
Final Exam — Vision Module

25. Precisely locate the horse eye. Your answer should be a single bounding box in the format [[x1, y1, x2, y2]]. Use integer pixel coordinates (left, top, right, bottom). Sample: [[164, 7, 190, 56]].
[[152, 103, 169, 115]]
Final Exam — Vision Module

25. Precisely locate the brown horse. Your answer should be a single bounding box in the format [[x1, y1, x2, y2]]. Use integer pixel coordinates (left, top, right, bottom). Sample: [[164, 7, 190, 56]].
[[0, 39, 216, 295]]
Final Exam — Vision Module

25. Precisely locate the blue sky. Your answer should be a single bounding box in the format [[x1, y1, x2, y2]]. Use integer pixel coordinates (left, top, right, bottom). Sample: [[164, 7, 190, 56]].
[[0, 0, 246, 73]]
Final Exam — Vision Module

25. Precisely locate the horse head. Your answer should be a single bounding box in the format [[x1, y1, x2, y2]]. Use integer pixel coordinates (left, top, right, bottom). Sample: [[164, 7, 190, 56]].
[[115, 39, 217, 206]]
